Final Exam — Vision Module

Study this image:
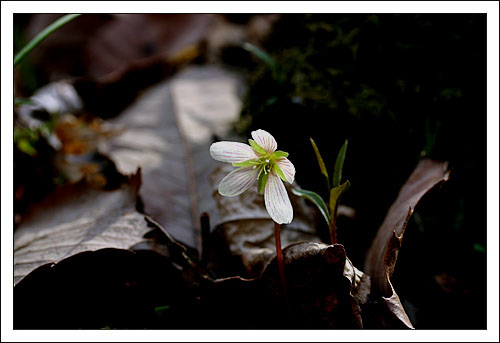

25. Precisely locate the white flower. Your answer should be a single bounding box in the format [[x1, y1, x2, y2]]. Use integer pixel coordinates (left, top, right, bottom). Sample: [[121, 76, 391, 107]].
[[210, 129, 296, 224]]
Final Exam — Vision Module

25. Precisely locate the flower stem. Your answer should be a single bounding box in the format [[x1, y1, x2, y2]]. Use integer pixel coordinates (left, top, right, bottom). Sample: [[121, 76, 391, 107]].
[[330, 215, 338, 245], [274, 221, 288, 299]]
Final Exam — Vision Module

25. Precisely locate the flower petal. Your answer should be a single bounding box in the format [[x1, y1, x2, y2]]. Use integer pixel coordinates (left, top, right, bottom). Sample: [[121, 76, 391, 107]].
[[210, 142, 258, 163], [275, 158, 295, 184], [264, 171, 293, 224], [218, 166, 260, 196], [251, 129, 277, 153]]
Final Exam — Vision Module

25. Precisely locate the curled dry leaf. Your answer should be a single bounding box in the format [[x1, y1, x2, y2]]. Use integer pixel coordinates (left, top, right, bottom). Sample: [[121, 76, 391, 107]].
[[208, 242, 370, 328], [344, 256, 371, 306], [364, 158, 450, 328], [284, 242, 370, 328], [14, 171, 158, 285], [277, 242, 370, 328], [270, 242, 362, 328]]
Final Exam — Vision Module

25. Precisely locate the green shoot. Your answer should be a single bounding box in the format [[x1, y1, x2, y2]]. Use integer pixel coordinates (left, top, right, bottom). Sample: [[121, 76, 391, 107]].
[[294, 139, 350, 245], [310, 137, 330, 191], [332, 139, 348, 188]]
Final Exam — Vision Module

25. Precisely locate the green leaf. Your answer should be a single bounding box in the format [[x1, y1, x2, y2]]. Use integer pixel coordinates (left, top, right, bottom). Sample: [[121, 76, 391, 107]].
[[249, 139, 267, 155], [14, 14, 81, 68], [291, 188, 331, 225], [258, 171, 269, 194], [310, 138, 330, 190], [232, 160, 258, 167], [329, 180, 350, 222], [333, 139, 348, 187], [273, 163, 288, 183], [272, 150, 289, 159]]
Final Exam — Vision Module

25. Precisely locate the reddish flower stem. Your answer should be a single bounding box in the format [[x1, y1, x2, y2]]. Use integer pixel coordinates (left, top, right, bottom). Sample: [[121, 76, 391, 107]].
[[330, 215, 338, 245], [274, 221, 288, 299]]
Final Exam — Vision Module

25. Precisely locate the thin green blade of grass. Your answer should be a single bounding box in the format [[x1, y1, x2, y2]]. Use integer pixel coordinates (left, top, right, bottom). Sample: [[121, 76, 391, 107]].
[[14, 14, 81, 68], [242, 42, 277, 76]]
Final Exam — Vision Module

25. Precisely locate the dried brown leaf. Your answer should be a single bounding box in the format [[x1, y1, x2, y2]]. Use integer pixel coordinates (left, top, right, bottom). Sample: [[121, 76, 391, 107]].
[[210, 242, 369, 328], [101, 66, 244, 251], [14, 171, 154, 285], [86, 14, 214, 80], [364, 158, 450, 328]]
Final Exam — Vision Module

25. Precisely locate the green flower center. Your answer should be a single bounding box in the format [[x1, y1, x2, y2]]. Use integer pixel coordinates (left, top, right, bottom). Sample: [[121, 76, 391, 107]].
[[254, 154, 274, 174]]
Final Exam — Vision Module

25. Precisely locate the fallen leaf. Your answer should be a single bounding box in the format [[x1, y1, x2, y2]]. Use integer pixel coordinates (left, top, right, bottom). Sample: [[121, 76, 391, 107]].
[[364, 158, 450, 328], [266, 242, 363, 328], [16, 64, 244, 252], [101, 66, 244, 252], [206, 242, 369, 328], [344, 256, 371, 306], [14, 171, 154, 285], [75, 14, 215, 119], [85, 14, 215, 81]]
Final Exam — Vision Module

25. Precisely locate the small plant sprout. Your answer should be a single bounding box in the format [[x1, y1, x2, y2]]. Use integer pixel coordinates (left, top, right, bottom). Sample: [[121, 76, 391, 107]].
[[210, 129, 295, 297], [292, 139, 350, 245]]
